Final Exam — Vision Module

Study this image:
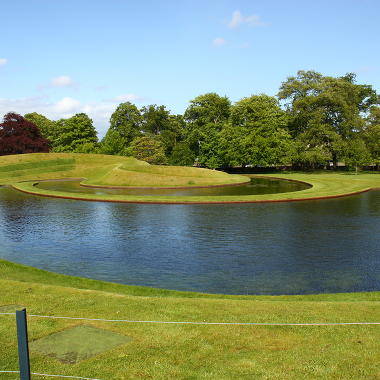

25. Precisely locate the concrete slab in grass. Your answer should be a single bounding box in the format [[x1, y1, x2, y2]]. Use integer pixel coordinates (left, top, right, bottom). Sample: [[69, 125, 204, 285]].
[[30, 325, 132, 364]]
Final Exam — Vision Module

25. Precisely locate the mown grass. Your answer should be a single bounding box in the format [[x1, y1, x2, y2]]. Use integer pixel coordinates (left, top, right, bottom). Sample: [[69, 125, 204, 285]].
[[12, 171, 380, 204], [1, 153, 379, 203], [0, 154, 379, 378], [88, 166, 244, 187], [0, 158, 75, 173], [0, 260, 379, 379], [0, 153, 248, 188]]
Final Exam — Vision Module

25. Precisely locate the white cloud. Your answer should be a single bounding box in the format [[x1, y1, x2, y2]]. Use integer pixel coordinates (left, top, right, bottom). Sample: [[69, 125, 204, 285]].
[[0, 94, 146, 138], [228, 10, 266, 29], [0, 58, 8, 66], [0, 97, 50, 118], [212, 37, 226, 47], [0, 96, 82, 120], [51, 75, 75, 87], [54, 97, 81, 113]]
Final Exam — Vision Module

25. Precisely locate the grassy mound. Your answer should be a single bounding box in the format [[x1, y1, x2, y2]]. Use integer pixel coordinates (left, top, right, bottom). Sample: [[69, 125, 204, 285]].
[[1, 153, 379, 203], [0, 259, 379, 378], [11, 170, 380, 204], [0, 153, 248, 187]]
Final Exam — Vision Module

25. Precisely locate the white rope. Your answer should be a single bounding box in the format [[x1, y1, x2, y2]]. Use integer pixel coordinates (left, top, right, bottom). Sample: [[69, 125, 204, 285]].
[[0, 312, 379, 326], [0, 371, 101, 380]]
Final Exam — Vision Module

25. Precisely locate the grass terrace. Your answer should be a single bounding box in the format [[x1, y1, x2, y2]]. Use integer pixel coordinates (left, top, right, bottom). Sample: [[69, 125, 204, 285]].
[[0, 153, 248, 188], [0, 153, 379, 203]]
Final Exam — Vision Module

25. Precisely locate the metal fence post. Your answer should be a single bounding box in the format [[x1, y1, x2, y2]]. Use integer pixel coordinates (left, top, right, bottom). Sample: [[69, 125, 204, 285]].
[[16, 308, 31, 380]]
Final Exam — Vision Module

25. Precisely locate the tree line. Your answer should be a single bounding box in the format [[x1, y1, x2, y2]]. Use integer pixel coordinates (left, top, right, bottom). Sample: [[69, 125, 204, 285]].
[[1, 70, 379, 170]]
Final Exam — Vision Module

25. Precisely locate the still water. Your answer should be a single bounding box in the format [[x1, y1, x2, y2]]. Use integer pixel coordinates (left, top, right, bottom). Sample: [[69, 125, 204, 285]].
[[35, 177, 311, 196], [0, 186, 379, 295]]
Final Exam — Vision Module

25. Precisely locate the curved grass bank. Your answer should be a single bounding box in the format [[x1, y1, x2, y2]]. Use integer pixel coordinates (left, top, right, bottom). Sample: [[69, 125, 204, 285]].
[[1, 153, 379, 203], [0, 259, 379, 379], [0, 152, 248, 187], [11, 171, 380, 204]]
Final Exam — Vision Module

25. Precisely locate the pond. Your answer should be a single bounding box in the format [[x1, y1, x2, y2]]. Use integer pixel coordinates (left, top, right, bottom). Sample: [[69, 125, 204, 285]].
[[0, 185, 379, 295], [35, 176, 311, 196]]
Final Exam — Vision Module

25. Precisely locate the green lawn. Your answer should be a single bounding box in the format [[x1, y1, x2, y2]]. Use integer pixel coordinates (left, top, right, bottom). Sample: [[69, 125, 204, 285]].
[[0, 153, 248, 188], [0, 260, 379, 379], [1, 153, 380, 378], [1, 153, 379, 203], [12, 168, 380, 204]]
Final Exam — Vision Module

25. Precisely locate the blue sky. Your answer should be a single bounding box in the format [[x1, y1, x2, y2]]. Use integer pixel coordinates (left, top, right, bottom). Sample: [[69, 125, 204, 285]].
[[1, 0, 379, 136]]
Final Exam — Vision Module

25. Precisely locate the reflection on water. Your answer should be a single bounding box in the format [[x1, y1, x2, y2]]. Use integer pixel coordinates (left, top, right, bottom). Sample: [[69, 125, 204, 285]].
[[0, 186, 379, 295], [35, 177, 311, 196]]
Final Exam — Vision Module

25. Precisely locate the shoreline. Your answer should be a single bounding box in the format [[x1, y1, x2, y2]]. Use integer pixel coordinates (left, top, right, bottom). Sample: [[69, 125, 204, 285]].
[[1, 258, 379, 299], [10, 175, 378, 204]]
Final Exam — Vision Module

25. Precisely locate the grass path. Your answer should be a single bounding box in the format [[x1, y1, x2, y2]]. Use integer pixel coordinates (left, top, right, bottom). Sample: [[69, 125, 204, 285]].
[[0, 260, 379, 379]]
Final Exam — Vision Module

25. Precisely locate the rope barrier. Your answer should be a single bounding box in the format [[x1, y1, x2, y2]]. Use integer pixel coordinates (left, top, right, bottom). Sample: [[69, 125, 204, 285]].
[[0, 371, 101, 380], [0, 312, 379, 326], [1, 312, 378, 380]]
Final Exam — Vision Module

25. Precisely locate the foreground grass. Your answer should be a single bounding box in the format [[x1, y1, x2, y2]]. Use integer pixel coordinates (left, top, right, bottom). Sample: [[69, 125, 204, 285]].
[[0, 260, 379, 379]]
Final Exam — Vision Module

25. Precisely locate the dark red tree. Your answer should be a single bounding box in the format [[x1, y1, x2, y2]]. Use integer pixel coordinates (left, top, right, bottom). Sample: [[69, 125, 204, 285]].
[[0, 113, 50, 155]]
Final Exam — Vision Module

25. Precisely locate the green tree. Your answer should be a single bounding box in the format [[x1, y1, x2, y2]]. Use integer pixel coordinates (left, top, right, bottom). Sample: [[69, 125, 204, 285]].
[[140, 105, 186, 156], [290, 140, 332, 170], [74, 142, 99, 154], [184, 92, 231, 126], [217, 123, 248, 167], [54, 113, 98, 152], [291, 118, 342, 169], [100, 130, 126, 155], [363, 106, 380, 168], [184, 93, 231, 166], [191, 123, 224, 168], [367, 105, 380, 125], [102, 102, 142, 154], [343, 138, 371, 174], [141, 104, 171, 135], [126, 136, 167, 164], [363, 125, 380, 168], [230, 94, 288, 128], [158, 115, 187, 156], [169, 142, 195, 166], [24, 112, 57, 143], [219, 95, 293, 167], [278, 70, 378, 168]]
